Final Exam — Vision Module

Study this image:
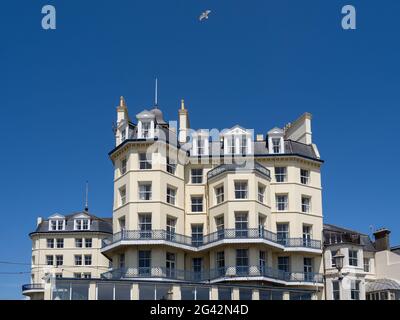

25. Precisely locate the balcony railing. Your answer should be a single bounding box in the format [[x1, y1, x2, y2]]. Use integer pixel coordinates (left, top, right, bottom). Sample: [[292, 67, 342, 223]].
[[101, 266, 323, 284], [22, 283, 45, 292], [207, 162, 271, 180], [102, 229, 321, 250]]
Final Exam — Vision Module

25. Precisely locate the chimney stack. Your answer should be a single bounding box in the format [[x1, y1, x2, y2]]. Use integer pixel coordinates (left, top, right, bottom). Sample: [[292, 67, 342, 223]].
[[373, 228, 391, 251], [256, 134, 264, 142]]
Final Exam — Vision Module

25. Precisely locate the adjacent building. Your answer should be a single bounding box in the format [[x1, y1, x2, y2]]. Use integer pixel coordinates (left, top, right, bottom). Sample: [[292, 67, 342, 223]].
[[323, 224, 400, 300], [22, 210, 112, 300]]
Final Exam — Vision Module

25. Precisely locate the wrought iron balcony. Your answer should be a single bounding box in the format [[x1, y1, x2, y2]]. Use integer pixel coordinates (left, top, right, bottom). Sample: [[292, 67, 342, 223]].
[[101, 266, 323, 284], [22, 283, 45, 292], [102, 228, 321, 251]]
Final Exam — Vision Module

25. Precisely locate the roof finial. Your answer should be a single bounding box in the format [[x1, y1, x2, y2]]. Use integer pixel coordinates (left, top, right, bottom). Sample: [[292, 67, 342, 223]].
[[155, 78, 158, 108], [120, 96, 126, 108], [181, 99, 185, 110], [84, 181, 89, 212]]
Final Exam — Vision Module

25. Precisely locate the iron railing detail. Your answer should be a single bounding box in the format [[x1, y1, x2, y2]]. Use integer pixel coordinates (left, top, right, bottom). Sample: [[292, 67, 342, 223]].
[[101, 266, 323, 284], [102, 229, 321, 250]]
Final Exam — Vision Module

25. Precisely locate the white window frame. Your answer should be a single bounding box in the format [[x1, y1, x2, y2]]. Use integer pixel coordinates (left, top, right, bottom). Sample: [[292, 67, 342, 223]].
[[166, 157, 176, 175], [75, 238, 83, 248], [74, 219, 90, 231], [139, 153, 152, 170], [258, 184, 266, 203], [139, 182, 152, 200], [49, 219, 65, 231], [85, 238, 92, 248], [215, 185, 224, 204], [349, 250, 358, 267], [121, 157, 127, 175], [272, 138, 281, 154], [74, 255, 82, 266], [84, 254, 92, 266], [166, 186, 177, 205], [276, 194, 288, 211], [119, 186, 127, 206], [234, 181, 248, 199], [191, 196, 203, 212], [275, 167, 287, 183], [301, 196, 311, 213], [300, 169, 310, 185], [191, 168, 203, 184]]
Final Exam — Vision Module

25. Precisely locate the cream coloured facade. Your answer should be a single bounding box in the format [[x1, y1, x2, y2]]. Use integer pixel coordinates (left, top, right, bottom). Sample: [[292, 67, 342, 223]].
[[94, 97, 325, 300], [22, 211, 112, 300]]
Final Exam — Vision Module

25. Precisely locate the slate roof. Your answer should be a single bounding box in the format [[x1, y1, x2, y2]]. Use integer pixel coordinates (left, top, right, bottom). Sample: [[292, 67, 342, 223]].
[[30, 211, 112, 236], [112, 107, 322, 162], [323, 224, 376, 252]]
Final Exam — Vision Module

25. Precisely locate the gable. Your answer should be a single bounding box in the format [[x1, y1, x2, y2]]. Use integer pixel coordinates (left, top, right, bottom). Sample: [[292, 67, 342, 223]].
[[48, 213, 65, 220], [222, 125, 250, 136]]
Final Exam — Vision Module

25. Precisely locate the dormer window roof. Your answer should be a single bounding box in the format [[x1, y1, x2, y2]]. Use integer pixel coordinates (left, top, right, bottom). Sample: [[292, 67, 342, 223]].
[[221, 126, 253, 155], [268, 128, 285, 154]]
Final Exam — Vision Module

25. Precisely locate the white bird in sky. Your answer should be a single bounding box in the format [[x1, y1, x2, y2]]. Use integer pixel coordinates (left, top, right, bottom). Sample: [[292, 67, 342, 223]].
[[199, 10, 211, 21]]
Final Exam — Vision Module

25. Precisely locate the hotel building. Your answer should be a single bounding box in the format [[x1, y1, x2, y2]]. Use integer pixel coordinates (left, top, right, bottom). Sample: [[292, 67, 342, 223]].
[[77, 97, 324, 300]]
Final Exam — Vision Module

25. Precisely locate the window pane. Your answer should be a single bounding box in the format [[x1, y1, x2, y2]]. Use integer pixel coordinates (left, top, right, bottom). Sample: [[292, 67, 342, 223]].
[[139, 284, 155, 300], [196, 287, 210, 300], [156, 285, 173, 300], [218, 288, 232, 300], [239, 289, 253, 300], [181, 286, 196, 300], [97, 283, 114, 300], [71, 283, 89, 300], [115, 284, 131, 300]]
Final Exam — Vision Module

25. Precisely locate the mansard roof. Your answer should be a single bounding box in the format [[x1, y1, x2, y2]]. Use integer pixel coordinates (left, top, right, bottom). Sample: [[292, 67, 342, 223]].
[[30, 211, 112, 236]]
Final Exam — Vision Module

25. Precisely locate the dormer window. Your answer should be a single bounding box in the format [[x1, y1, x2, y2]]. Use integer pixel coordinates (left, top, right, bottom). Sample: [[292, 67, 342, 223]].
[[227, 136, 235, 154], [240, 136, 248, 154], [268, 128, 285, 154], [49, 219, 65, 231], [142, 121, 151, 138], [192, 132, 209, 156], [222, 126, 252, 155], [272, 138, 281, 153], [74, 219, 90, 231], [197, 138, 205, 155]]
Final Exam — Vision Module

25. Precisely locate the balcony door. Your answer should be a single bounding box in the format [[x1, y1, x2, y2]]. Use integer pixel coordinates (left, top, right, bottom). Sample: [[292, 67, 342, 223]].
[[192, 258, 203, 281], [139, 214, 152, 239], [303, 258, 313, 282], [166, 217, 176, 241], [166, 252, 176, 279], [303, 225, 312, 247], [236, 249, 249, 276], [235, 212, 248, 238]]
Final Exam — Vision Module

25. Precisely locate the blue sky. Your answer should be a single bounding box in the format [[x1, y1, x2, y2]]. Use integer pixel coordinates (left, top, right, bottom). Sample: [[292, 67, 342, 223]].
[[0, 0, 399, 299]]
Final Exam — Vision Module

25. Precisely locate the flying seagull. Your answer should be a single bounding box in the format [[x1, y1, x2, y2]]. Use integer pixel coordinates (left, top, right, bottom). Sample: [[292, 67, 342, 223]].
[[199, 10, 211, 21]]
